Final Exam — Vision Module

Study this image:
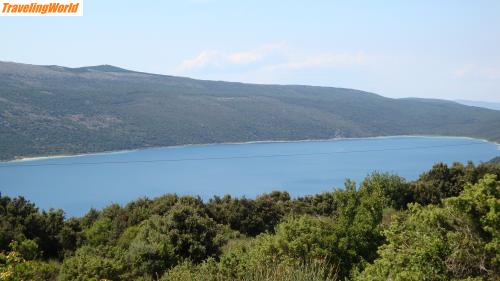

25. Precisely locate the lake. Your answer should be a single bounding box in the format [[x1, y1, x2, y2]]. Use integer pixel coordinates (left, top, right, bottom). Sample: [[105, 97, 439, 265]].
[[0, 136, 498, 216]]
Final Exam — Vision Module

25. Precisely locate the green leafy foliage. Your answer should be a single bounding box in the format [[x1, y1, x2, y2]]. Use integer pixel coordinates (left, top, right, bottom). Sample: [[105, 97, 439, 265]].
[[326, 179, 385, 276], [0, 197, 80, 260], [207, 191, 292, 236], [83, 218, 114, 246], [0, 247, 59, 281], [410, 162, 500, 206], [355, 175, 499, 281], [9, 240, 40, 261], [128, 204, 223, 277], [160, 258, 337, 281], [248, 215, 337, 264], [59, 245, 131, 281], [360, 172, 411, 210], [446, 175, 500, 266]]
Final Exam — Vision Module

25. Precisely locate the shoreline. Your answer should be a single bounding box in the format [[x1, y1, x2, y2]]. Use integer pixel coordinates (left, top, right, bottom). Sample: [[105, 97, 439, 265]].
[[4, 134, 500, 163]]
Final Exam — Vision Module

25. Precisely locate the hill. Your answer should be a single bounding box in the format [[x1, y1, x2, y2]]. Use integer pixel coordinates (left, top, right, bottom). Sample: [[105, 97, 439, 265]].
[[2, 61, 500, 160], [455, 99, 500, 111], [490, 156, 500, 164]]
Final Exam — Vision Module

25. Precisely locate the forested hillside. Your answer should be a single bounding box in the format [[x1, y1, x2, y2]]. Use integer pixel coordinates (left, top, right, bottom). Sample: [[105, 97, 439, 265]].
[[1, 161, 499, 280], [490, 156, 500, 164], [2, 61, 500, 160]]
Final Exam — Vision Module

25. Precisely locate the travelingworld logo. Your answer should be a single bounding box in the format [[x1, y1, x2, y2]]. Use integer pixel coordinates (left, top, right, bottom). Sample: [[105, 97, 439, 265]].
[[1, 0, 82, 16]]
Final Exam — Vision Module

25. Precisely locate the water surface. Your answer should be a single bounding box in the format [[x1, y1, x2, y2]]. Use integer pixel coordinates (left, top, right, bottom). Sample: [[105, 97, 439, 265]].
[[0, 136, 498, 216]]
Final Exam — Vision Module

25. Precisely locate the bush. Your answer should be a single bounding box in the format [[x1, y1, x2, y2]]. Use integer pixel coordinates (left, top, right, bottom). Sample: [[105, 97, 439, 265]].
[[248, 215, 336, 265], [160, 259, 337, 281], [9, 240, 40, 261], [0, 250, 59, 281], [59, 245, 130, 281], [128, 204, 223, 277], [356, 175, 499, 281]]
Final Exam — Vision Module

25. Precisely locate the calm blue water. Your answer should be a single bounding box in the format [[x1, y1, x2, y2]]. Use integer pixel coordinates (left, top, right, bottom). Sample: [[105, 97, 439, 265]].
[[0, 136, 498, 216]]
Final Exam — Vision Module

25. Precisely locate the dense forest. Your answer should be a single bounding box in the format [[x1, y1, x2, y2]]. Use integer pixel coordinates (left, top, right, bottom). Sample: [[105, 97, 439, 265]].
[[0, 161, 499, 280], [2, 61, 500, 161]]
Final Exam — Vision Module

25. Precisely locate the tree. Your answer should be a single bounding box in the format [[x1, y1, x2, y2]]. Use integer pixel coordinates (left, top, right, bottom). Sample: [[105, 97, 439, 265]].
[[236, 180, 385, 279], [446, 174, 499, 268], [361, 172, 411, 210], [83, 218, 114, 246], [410, 162, 500, 206], [207, 191, 291, 236], [9, 240, 40, 261], [38, 209, 65, 258], [57, 218, 82, 256], [0, 244, 59, 281], [356, 175, 499, 281], [0, 196, 67, 259], [0, 196, 41, 253], [59, 245, 130, 281], [129, 204, 223, 277], [327, 179, 385, 277], [248, 215, 336, 264]]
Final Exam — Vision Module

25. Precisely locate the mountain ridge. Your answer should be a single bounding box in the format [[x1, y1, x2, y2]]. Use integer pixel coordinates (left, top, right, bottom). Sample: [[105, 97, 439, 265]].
[[1, 61, 500, 161], [455, 99, 500, 111]]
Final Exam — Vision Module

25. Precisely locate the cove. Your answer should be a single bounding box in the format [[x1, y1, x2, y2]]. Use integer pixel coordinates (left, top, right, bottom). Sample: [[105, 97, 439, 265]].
[[0, 136, 498, 217]]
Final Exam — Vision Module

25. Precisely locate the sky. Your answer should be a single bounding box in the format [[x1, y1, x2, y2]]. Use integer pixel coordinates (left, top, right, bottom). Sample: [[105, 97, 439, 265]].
[[1, 0, 500, 102]]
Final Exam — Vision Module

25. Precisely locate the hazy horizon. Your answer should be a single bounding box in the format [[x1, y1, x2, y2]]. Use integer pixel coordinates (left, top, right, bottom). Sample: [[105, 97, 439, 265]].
[[1, 0, 499, 102]]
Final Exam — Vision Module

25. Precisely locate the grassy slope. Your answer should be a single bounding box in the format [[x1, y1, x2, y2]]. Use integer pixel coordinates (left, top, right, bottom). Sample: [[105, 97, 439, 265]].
[[1, 61, 500, 160]]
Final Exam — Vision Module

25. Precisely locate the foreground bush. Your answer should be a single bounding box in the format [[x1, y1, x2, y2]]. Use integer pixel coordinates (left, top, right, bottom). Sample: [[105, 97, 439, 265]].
[[128, 204, 224, 277], [161, 259, 337, 281], [355, 175, 499, 280], [59, 245, 130, 281], [0, 249, 59, 281]]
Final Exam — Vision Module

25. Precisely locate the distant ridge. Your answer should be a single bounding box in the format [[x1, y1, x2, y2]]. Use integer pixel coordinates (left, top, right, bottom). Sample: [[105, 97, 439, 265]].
[[46, 64, 132, 73], [490, 157, 500, 164], [401, 97, 460, 105], [455, 100, 500, 111], [1, 61, 500, 161]]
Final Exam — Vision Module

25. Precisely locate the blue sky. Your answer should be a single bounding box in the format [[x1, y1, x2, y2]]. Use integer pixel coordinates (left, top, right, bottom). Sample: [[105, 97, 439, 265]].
[[1, 0, 499, 102]]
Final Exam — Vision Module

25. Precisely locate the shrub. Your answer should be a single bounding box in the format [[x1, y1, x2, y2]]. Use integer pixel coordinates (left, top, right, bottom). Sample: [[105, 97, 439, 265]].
[[59, 245, 130, 281]]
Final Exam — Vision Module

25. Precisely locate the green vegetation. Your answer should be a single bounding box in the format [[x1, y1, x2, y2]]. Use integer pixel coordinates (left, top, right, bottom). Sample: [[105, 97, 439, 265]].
[[0, 161, 499, 280], [2, 61, 500, 160]]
